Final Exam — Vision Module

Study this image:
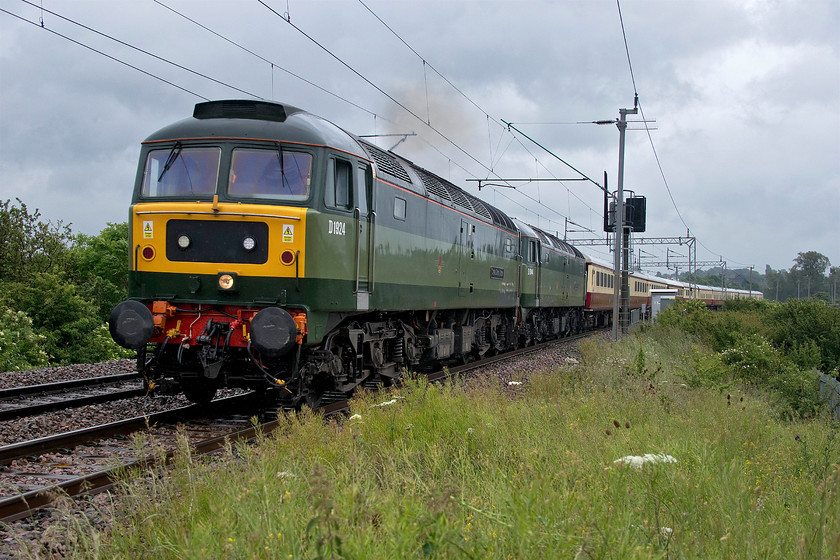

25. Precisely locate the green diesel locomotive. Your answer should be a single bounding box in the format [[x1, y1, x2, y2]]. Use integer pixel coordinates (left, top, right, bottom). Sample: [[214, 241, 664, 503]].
[[109, 100, 587, 405]]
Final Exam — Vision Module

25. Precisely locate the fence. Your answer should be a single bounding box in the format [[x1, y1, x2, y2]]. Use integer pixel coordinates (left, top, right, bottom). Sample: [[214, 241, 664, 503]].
[[819, 373, 840, 421]]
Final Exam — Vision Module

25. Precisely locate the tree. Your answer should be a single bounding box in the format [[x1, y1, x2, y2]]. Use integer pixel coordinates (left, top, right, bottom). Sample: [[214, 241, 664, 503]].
[[70, 222, 129, 321], [792, 251, 831, 298], [0, 198, 74, 282]]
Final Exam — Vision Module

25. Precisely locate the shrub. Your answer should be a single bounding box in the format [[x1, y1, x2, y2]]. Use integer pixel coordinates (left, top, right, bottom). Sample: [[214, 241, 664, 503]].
[[768, 299, 840, 374], [0, 273, 131, 365], [0, 307, 50, 371]]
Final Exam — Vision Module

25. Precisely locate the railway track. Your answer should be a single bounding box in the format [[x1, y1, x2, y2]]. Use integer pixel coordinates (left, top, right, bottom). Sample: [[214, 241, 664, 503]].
[[0, 393, 261, 522], [0, 372, 145, 421], [0, 331, 594, 523]]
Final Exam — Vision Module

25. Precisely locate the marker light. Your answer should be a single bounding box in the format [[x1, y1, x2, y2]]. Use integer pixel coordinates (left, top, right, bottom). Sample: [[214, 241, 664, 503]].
[[177, 234, 191, 249], [218, 274, 235, 290], [141, 246, 155, 260], [242, 236, 256, 251], [280, 250, 296, 265]]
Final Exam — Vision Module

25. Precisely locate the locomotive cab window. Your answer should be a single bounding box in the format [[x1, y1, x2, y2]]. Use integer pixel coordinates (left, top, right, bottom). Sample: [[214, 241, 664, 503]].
[[141, 146, 220, 198], [228, 148, 311, 201], [356, 164, 373, 215], [325, 158, 352, 210]]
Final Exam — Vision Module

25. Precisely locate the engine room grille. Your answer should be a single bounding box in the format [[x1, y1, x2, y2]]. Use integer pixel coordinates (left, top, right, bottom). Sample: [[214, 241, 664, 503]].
[[363, 143, 412, 183]]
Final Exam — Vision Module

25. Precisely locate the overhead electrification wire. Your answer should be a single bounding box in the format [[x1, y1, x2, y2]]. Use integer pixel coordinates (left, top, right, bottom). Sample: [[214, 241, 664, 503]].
[[615, 0, 745, 267], [151, 0, 377, 117], [257, 0, 499, 180], [18, 0, 261, 99], [1, 7, 209, 100], [351, 0, 608, 227]]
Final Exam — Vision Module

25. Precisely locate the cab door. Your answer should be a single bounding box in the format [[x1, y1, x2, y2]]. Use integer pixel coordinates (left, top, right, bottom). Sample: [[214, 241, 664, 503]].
[[354, 163, 374, 310]]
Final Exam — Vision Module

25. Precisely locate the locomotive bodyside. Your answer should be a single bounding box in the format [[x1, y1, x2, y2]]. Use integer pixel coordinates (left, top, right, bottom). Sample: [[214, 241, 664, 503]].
[[110, 100, 589, 405]]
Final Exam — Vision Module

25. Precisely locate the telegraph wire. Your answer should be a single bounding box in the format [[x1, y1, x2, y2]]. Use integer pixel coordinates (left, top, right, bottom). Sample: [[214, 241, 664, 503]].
[[1, 7, 209, 100]]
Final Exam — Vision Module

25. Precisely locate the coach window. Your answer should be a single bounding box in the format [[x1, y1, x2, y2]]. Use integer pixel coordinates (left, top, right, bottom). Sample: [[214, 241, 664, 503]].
[[394, 196, 406, 220], [325, 158, 352, 210]]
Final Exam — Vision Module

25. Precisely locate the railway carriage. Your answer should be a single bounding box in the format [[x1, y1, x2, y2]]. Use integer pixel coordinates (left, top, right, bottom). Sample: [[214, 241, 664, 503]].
[[109, 100, 588, 405]]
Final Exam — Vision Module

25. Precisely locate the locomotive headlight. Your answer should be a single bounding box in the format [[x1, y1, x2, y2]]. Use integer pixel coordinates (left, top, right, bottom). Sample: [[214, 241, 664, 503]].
[[177, 234, 191, 249], [242, 236, 256, 252], [218, 273, 236, 290]]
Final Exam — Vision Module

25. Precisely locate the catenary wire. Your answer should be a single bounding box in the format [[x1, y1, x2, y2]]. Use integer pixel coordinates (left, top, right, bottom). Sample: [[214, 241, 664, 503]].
[[18, 0, 261, 99], [1, 8, 209, 100]]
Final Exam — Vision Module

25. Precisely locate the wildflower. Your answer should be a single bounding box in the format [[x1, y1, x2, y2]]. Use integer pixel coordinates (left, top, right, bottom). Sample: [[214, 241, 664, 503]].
[[605, 430, 612, 436], [508, 381, 522, 386], [624, 421, 631, 429], [372, 396, 404, 407], [349, 414, 362, 421], [275, 471, 295, 479], [660, 527, 673, 537], [466, 428, 474, 435], [613, 420, 621, 429], [614, 453, 678, 469]]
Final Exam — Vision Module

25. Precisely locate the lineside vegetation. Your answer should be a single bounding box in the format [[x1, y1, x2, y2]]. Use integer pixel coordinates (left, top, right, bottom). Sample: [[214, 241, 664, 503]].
[[24, 303, 839, 559]]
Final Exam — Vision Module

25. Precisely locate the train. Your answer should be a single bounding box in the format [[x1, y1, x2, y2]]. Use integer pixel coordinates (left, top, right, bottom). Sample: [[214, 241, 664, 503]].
[[108, 100, 761, 406]]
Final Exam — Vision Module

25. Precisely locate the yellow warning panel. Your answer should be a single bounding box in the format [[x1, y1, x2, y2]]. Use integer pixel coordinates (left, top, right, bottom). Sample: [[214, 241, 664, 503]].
[[143, 221, 153, 239], [282, 224, 294, 243]]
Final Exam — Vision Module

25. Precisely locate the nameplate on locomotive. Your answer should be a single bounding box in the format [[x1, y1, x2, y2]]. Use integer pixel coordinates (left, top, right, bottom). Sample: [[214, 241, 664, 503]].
[[490, 266, 505, 279]]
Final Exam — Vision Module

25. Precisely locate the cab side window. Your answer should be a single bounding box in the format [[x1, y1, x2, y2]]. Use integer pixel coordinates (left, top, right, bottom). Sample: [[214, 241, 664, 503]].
[[325, 158, 352, 210]]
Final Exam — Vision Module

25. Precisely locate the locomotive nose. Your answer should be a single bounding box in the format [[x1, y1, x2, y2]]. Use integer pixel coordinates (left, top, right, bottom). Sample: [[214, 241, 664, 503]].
[[109, 300, 154, 349], [249, 307, 298, 358]]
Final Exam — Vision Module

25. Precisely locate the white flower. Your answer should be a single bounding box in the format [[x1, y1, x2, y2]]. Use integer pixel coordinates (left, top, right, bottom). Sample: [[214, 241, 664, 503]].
[[275, 471, 295, 479], [372, 396, 404, 407], [613, 453, 678, 469], [466, 428, 474, 434], [348, 414, 362, 421], [507, 381, 522, 386], [660, 527, 673, 537]]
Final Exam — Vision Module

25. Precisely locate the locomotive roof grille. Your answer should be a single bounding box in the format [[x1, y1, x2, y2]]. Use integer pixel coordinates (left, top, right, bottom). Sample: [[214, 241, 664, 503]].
[[486, 204, 516, 231], [194, 100, 288, 122], [462, 192, 493, 220], [415, 168, 452, 202], [363, 143, 413, 183]]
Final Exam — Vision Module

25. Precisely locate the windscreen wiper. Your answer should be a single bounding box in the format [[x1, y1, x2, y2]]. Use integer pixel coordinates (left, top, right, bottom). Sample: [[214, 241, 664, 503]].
[[275, 142, 288, 191], [158, 142, 183, 182]]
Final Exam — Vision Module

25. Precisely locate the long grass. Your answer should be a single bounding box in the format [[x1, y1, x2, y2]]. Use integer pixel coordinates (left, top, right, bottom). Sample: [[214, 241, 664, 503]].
[[23, 327, 840, 559]]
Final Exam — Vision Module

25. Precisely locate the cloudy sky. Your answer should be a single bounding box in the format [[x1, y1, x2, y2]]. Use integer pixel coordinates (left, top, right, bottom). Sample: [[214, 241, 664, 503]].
[[1, 0, 838, 274]]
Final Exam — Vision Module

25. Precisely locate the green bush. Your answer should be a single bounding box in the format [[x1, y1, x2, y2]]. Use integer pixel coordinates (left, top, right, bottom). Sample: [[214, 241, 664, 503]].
[[768, 299, 840, 374], [0, 307, 50, 371], [0, 273, 131, 365], [70, 222, 129, 322]]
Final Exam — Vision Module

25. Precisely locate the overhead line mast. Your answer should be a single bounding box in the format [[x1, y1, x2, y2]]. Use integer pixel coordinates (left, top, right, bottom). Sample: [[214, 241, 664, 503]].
[[612, 95, 638, 341]]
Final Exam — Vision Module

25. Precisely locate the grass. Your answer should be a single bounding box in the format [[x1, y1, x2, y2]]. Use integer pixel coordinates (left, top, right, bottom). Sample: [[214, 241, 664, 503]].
[[19, 326, 840, 559]]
